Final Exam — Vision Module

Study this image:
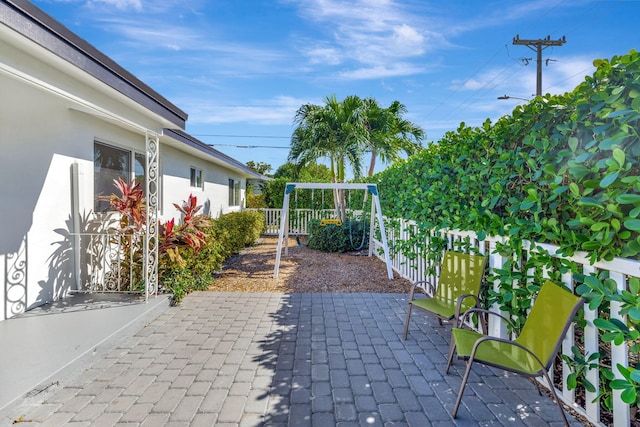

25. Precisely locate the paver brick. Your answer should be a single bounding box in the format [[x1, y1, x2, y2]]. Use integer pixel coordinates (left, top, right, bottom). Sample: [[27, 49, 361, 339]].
[[168, 395, 203, 422], [39, 412, 75, 427], [119, 402, 154, 423], [70, 403, 108, 422], [137, 381, 170, 404], [335, 403, 357, 422], [200, 388, 228, 412], [87, 411, 122, 426], [312, 411, 335, 427], [218, 395, 247, 423], [311, 395, 333, 412], [139, 412, 170, 426], [152, 388, 186, 413], [103, 394, 136, 413], [353, 395, 377, 417], [379, 402, 404, 421], [370, 381, 396, 403]]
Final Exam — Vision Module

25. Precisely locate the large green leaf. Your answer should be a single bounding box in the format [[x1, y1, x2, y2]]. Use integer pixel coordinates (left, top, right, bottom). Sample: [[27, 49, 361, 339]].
[[600, 171, 620, 188], [624, 219, 640, 231]]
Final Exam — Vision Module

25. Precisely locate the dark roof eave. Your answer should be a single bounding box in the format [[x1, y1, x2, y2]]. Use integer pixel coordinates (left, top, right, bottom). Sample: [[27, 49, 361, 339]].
[[164, 129, 264, 179], [1, 0, 188, 128]]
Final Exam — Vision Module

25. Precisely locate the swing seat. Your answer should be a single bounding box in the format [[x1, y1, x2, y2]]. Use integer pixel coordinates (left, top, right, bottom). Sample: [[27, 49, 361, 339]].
[[320, 219, 342, 226]]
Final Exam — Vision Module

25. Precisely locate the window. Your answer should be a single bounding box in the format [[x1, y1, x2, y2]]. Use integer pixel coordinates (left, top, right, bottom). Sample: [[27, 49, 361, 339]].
[[190, 167, 203, 189], [228, 178, 241, 206], [94, 142, 145, 212]]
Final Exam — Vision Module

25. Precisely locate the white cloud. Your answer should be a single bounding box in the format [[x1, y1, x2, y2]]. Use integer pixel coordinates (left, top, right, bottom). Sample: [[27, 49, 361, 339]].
[[543, 56, 596, 94], [88, 0, 142, 11], [306, 45, 342, 65], [187, 96, 311, 125], [289, 0, 438, 78], [391, 24, 425, 55], [339, 63, 425, 80]]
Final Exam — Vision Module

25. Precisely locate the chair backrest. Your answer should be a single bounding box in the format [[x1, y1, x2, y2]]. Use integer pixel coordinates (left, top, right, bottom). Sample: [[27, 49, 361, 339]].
[[515, 280, 584, 370], [436, 251, 487, 310]]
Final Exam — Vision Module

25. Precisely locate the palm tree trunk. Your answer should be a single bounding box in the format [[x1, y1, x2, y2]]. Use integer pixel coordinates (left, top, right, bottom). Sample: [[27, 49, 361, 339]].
[[368, 148, 377, 176]]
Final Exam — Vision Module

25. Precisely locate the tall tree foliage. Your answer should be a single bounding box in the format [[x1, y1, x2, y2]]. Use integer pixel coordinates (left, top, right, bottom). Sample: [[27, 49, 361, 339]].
[[362, 98, 424, 176], [290, 95, 367, 219]]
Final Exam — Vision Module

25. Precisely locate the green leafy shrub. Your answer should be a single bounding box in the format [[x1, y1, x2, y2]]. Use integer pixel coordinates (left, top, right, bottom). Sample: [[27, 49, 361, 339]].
[[376, 50, 640, 263], [307, 219, 369, 253], [210, 210, 266, 258]]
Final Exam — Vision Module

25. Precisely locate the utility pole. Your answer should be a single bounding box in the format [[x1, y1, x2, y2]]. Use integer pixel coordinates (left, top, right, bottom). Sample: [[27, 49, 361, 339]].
[[513, 35, 566, 96]]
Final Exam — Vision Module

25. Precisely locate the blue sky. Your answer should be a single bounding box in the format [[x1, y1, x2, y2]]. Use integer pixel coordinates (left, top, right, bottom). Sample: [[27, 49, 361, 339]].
[[33, 0, 639, 175]]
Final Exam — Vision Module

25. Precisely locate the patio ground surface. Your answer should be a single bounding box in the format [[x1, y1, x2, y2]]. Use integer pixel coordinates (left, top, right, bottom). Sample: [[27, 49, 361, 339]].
[[0, 289, 583, 426]]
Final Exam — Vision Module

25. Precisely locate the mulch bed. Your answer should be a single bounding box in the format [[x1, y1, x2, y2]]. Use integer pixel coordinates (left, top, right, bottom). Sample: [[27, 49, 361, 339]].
[[208, 236, 412, 293]]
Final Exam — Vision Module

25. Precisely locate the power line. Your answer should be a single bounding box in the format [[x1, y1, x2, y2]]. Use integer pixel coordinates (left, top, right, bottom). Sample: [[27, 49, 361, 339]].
[[192, 134, 290, 139], [208, 143, 290, 149]]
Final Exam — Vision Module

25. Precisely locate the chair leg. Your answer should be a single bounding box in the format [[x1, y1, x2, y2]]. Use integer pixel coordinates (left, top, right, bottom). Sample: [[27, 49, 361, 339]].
[[452, 357, 475, 418], [445, 339, 457, 374], [541, 368, 570, 426], [402, 303, 413, 340], [532, 377, 543, 396]]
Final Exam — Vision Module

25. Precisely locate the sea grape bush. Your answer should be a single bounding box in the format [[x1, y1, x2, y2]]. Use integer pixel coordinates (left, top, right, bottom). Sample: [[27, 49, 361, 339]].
[[377, 50, 640, 261]]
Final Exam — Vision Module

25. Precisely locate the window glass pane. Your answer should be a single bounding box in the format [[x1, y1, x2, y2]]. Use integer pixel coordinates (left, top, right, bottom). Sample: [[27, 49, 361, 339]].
[[235, 181, 240, 207], [134, 152, 146, 188], [228, 179, 234, 205], [94, 142, 130, 212]]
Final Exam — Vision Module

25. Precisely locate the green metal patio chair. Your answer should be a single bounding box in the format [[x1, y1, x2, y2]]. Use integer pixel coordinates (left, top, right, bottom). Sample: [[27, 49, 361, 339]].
[[402, 251, 487, 340], [445, 280, 584, 425]]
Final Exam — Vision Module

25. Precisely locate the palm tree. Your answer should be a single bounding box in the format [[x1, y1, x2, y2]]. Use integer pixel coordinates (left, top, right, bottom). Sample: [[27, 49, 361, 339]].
[[290, 95, 368, 219], [362, 98, 425, 176], [289, 95, 423, 218]]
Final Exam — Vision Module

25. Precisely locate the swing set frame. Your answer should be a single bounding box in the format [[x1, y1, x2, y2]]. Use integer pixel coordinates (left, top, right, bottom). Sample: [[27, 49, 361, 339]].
[[273, 182, 394, 280]]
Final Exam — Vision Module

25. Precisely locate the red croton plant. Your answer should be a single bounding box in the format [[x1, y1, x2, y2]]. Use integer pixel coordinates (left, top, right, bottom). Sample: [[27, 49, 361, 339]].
[[160, 193, 212, 267], [104, 178, 212, 269]]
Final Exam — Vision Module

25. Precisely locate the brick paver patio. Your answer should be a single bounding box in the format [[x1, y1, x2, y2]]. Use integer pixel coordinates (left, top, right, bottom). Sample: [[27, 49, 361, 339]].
[[3, 292, 581, 426]]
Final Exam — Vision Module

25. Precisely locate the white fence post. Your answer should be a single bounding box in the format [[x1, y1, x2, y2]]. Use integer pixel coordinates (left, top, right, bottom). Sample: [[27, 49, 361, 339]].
[[610, 271, 631, 427], [561, 267, 576, 404], [487, 237, 508, 339], [582, 264, 601, 423]]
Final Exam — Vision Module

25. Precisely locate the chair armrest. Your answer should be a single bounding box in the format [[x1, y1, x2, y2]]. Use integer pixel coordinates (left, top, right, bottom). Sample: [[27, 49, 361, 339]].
[[408, 280, 435, 301], [454, 294, 481, 327], [458, 308, 516, 333]]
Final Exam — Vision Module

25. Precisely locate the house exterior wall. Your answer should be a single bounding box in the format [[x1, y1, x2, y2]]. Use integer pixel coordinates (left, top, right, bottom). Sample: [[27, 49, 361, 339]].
[[160, 144, 246, 220]]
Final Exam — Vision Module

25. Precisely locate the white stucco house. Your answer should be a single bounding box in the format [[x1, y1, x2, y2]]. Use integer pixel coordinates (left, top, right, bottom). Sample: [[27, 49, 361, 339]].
[[0, 0, 265, 321]]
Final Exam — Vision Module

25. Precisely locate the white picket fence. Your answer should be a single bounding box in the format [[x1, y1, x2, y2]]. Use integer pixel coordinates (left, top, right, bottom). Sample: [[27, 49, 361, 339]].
[[257, 208, 341, 235], [257, 208, 639, 427]]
